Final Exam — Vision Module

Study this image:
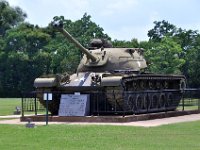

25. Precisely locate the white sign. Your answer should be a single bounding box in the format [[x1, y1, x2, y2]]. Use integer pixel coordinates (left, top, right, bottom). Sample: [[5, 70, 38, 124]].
[[43, 93, 53, 101], [74, 92, 80, 95], [58, 94, 90, 116]]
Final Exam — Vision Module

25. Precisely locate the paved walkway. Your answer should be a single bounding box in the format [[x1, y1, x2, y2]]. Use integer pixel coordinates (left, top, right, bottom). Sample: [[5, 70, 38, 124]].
[[0, 115, 21, 118], [1, 114, 200, 127]]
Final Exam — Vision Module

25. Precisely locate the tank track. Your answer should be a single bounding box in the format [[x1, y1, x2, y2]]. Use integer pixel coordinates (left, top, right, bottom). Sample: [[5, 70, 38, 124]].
[[104, 74, 186, 114], [120, 74, 186, 113]]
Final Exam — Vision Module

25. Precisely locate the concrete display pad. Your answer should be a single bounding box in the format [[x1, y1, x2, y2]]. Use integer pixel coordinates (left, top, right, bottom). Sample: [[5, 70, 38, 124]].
[[21, 110, 200, 123]]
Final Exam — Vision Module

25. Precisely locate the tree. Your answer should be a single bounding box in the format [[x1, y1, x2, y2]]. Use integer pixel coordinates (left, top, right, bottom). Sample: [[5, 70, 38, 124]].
[[0, 0, 26, 36], [146, 37, 185, 74], [4, 23, 50, 55], [148, 20, 177, 42], [0, 50, 32, 96], [185, 35, 200, 87], [173, 29, 199, 80], [0, 0, 27, 96], [71, 13, 110, 47], [0, 22, 52, 96], [147, 20, 200, 87], [112, 38, 139, 48]]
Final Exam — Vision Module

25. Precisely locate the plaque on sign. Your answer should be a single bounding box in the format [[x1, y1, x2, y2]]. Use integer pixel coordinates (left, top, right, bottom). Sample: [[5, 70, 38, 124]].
[[58, 94, 90, 116]]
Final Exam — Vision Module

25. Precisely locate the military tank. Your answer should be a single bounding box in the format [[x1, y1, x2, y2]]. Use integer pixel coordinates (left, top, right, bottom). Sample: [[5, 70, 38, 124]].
[[34, 20, 186, 115]]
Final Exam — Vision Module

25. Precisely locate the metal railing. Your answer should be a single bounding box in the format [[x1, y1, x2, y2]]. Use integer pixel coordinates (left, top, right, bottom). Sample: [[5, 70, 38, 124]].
[[21, 91, 45, 117], [21, 88, 200, 116]]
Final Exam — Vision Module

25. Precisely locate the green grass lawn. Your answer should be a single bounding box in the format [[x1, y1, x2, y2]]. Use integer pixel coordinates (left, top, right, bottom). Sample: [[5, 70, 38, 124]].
[[0, 118, 17, 121], [177, 105, 199, 111], [0, 98, 46, 116], [178, 98, 199, 111], [0, 121, 200, 150], [0, 98, 200, 149], [0, 98, 21, 116]]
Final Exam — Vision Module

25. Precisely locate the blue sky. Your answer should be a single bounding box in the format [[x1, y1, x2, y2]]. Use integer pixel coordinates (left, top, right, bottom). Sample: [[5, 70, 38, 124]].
[[7, 0, 200, 41]]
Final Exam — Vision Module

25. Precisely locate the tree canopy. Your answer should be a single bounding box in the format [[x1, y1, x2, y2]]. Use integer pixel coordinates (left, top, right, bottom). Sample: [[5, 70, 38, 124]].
[[0, 0, 26, 36]]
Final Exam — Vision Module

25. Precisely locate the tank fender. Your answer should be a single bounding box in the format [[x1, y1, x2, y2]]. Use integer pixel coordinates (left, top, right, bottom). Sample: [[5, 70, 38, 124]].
[[34, 78, 58, 88], [101, 76, 122, 87]]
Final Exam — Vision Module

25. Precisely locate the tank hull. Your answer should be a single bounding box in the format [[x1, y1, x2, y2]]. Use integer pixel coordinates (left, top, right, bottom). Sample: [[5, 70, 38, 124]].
[[36, 73, 185, 115]]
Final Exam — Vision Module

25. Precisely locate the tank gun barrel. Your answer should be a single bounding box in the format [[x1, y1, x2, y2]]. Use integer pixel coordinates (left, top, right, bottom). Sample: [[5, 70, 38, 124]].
[[52, 20, 97, 62]]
